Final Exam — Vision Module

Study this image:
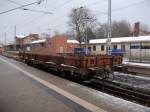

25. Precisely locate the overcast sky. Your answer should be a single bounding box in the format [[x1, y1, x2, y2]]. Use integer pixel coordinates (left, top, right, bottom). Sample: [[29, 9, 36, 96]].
[[0, 0, 150, 44]]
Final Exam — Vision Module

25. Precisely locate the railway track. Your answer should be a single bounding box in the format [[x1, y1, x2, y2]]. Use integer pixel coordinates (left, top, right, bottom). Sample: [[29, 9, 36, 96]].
[[52, 70, 150, 107], [85, 78, 150, 107]]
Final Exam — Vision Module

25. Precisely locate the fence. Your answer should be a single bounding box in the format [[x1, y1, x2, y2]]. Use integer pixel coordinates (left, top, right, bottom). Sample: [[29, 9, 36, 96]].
[[124, 50, 150, 63]]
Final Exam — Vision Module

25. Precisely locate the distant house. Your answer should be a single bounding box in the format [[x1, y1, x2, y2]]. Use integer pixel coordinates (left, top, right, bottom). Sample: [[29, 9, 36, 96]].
[[0, 44, 4, 54], [67, 40, 79, 53], [16, 33, 39, 51], [16, 35, 26, 50], [31, 35, 79, 55]]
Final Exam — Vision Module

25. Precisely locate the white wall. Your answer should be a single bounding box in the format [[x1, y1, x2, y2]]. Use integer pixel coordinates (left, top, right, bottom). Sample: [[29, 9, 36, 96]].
[[87, 42, 150, 60]]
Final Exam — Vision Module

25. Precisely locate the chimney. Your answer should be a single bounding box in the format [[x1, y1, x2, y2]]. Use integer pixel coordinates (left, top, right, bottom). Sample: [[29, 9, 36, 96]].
[[133, 22, 140, 36]]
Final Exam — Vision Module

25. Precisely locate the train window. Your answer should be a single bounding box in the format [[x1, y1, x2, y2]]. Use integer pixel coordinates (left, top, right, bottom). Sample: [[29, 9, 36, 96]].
[[93, 46, 96, 51], [113, 45, 117, 49], [130, 45, 140, 49], [141, 45, 150, 49], [101, 45, 104, 51], [88, 47, 91, 51]]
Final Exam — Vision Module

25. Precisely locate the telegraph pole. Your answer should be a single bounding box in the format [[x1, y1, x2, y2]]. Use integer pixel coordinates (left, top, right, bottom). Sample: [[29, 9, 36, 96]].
[[107, 0, 112, 55]]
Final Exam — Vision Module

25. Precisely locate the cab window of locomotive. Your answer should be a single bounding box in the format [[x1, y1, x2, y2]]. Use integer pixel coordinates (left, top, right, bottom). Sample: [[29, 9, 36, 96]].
[[93, 46, 96, 51]]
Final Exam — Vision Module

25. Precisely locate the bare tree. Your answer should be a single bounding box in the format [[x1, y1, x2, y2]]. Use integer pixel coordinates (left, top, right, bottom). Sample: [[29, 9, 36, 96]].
[[112, 20, 132, 37], [96, 20, 132, 38], [64, 30, 76, 39], [96, 23, 108, 39], [140, 23, 150, 33], [68, 7, 97, 44], [86, 27, 96, 41]]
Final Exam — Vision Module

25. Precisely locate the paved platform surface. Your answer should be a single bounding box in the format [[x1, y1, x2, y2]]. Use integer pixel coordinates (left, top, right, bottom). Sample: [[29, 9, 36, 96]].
[[0, 56, 105, 112], [0, 57, 74, 112], [0, 56, 149, 112]]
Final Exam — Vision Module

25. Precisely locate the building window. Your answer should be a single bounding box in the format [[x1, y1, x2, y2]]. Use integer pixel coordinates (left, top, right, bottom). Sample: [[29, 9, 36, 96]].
[[121, 44, 125, 51], [101, 45, 104, 51], [88, 47, 91, 51], [93, 46, 96, 51], [113, 45, 117, 49], [141, 45, 150, 49], [130, 45, 140, 49]]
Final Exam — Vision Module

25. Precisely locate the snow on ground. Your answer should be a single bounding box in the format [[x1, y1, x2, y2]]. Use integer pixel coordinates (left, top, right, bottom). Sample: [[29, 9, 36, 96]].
[[68, 83, 150, 112], [114, 72, 150, 93]]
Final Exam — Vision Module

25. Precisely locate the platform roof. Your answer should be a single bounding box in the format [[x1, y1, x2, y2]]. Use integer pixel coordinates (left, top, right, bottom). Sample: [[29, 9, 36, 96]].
[[32, 39, 46, 44], [16, 35, 26, 38], [90, 36, 150, 44], [67, 40, 79, 44]]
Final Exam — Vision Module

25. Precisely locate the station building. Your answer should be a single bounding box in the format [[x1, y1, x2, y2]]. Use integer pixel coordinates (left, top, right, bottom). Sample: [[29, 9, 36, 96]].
[[86, 36, 150, 62]]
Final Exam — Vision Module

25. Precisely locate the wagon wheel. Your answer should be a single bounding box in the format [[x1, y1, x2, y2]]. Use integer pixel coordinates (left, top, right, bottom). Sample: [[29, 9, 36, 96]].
[[61, 71, 65, 77], [56, 66, 65, 77], [96, 69, 107, 79], [57, 66, 62, 73]]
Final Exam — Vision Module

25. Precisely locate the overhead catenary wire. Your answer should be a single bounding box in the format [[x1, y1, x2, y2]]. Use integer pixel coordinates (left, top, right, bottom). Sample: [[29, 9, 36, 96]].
[[94, 0, 150, 16], [51, 0, 73, 11], [6, 0, 52, 14], [112, 0, 150, 12], [87, 0, 107, 7], [22, 8, 52, 14], [17, 0, 106, 34], [7, 0, 21, 5], [31, 0, 75, 30], [15, 0, 74, 29], [0, 0, 43, 15], [6, 0, 52, 30], [1, 0, 75, 41]]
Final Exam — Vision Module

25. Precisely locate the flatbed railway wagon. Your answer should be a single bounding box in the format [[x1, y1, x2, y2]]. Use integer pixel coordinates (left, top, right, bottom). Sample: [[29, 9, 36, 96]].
[[20, 49, 122, 80]]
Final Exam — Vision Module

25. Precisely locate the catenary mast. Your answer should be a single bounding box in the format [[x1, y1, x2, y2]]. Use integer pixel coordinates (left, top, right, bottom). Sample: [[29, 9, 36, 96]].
[[107, 0, 112, 55]]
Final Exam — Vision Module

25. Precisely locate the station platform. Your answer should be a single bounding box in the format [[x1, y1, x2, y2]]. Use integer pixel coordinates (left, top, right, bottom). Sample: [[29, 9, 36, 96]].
[[123, 61, 150, 75], [123, 61, 150, 68], [0, 56, 149, 112]]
